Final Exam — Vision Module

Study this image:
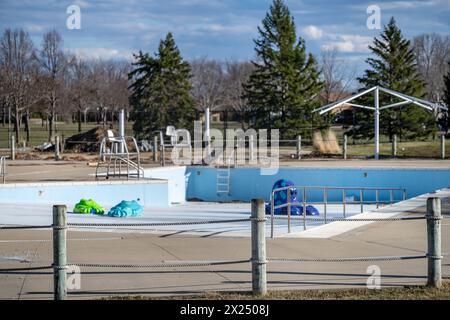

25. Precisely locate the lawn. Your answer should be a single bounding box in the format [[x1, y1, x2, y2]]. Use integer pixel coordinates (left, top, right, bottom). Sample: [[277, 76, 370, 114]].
[[108, 283, 450, 300], [0, 120, 447, 159], [0, 121, 134, 148]]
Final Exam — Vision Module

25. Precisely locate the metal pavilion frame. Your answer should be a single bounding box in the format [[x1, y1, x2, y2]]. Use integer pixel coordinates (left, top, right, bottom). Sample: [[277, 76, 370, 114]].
[[313, 86, 447, 159]]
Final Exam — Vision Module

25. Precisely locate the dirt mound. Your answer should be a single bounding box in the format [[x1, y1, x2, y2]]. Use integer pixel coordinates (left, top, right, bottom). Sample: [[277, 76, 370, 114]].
[[65, 127, 117, 153]]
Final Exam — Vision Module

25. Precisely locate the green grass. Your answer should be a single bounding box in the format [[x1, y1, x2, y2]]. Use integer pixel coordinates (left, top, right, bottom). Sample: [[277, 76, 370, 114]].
[[106, 283, 450, 300], [0, 120, 447, 159], [347, 140, 449, 158], [0, 121, 134, 148]]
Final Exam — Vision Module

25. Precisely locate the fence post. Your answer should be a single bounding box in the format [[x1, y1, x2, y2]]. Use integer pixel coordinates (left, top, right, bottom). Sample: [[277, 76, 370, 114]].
[[153, 136, 158, 162], [251, 199, 267, 296], [441, 135, 445, 160], [249, 135, 256, 163], [53, 205, 67, 300], [55, 136, 60, 161], [296, 135, 302, 160], [392, 134, 397, 158], [10, 135, 15, 161], [160, 143, 166, 167], [343, 135, 347, 160], [61, 135, 65, 154], [426, 197, 442, 288]]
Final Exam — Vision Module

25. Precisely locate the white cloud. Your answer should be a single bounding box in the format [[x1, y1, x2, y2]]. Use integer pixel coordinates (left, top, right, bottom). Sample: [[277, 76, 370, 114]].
[[321, 34, 372, 53], [302, 25, 323, 39], [69, 48, 133, 60], [24, 24, 46, 32]]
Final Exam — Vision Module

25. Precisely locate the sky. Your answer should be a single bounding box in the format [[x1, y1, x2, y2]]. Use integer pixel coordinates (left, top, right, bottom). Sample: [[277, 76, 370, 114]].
[[0, 0, 449, 73]]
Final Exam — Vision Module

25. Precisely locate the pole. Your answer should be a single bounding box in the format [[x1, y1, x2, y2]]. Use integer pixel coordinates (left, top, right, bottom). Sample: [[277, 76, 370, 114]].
[[427, 197, 442, 288], [53, 205, 67, 300], [205, 108, 211, 156], [55, 136, 60, 161], [7, 106, 11, 149], [119, 109, 125, 154], [287, 188, 291, 233], [249, 135, 256, 163], [153, 136, 158, 162], [61, 135, 65, 154], [10, 135, 15, 161], [343, 134, 347, 160], [251, 199, 267, 296], [441, 135, 445, 160], [296, 135, 302, 160], [392, 134, 397, 158], [160, 136, 166, 167], [374, 87, 380, 160], [270, 193, 275, 239]]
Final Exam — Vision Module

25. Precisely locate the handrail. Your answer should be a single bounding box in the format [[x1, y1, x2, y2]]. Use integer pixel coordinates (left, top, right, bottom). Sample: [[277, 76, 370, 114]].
[[97, 135, 142, 180], [269, 185, 407, 238]]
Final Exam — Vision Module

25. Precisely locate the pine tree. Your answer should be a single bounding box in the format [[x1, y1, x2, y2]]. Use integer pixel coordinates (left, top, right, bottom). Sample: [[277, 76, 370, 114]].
[[354, 17, 435, 141], [129, 33, 196, 139], [244, 0, 323, 139]]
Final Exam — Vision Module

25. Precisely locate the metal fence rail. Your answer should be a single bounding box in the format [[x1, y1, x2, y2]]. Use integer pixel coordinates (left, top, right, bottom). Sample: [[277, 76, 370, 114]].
[[270, 185, 407, 237]]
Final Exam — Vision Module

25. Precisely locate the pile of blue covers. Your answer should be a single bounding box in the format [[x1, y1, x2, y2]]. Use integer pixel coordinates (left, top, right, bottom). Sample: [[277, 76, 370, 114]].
[[265, 179, 319, 216]]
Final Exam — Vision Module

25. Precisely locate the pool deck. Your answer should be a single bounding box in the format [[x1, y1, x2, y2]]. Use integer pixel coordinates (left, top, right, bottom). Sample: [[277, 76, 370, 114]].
[[1, 159, 449, 299], [3, 159, 450, 183]]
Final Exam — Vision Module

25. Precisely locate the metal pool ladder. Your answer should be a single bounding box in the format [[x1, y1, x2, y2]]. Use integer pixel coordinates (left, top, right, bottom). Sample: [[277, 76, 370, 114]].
[[216, 166, 231, 195], [216, 153, 235, 195], [96, 131, 144, 180]]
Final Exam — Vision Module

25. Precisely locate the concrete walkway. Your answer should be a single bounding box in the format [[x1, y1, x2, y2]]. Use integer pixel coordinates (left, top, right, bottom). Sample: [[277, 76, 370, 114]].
[[1, 190, 449, 299], [3, 159, 450, 183]]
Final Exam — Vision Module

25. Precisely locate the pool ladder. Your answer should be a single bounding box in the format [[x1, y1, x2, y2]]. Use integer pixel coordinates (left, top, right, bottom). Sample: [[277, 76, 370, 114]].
[[96, 135, 144, 180], [216, 166, 231, 195]]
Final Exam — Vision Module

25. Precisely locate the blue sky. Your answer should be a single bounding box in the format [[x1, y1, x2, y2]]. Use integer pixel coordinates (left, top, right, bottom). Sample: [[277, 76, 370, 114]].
[[0, 0, 449, 72]]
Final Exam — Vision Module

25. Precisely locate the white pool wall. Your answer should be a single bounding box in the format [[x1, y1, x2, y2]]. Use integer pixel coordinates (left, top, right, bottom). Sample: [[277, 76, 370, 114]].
[[0, 180, 170, 207]]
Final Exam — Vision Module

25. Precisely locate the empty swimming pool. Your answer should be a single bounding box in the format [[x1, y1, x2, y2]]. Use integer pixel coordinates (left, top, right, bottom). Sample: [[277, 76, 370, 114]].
[[1, 165, 449, 237]]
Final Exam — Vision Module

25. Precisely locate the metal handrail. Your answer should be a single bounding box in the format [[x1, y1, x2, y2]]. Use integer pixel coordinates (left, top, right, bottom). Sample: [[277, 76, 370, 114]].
[[97, 135, 142, 180], [270, 185, 407, 238]]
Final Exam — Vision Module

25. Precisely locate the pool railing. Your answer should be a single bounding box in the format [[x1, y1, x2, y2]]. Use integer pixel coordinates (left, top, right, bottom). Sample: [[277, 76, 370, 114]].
[[270, 185, 407, 237]]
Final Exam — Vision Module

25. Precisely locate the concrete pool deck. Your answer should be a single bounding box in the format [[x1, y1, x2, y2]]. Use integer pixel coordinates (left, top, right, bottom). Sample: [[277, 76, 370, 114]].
[[3, 159, 450, 183], [0, 189, 449, 299]]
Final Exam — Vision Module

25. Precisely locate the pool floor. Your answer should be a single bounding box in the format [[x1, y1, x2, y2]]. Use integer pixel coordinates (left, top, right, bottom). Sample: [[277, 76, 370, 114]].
[[0, 202, 379, 237]]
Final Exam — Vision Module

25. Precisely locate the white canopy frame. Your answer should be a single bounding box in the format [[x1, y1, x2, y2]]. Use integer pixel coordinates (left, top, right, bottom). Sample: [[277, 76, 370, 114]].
[[313, 86, 447, 159]]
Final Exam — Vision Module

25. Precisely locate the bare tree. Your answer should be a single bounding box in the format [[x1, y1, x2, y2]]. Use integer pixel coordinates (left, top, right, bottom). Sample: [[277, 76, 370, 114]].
[[0, 28, 36, 142], [35, 30, 67, 140], [223, 60, 254, 129], [320, 49, 357, 104], [67, 55, 95, 132], [413, 33, 450, 101], [190, 58, 225, 112], [90, 59, 130, 126]]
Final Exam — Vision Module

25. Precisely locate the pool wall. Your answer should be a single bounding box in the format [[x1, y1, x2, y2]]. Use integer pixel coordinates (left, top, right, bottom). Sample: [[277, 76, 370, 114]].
[[143, 166, 188, 204], [0, 180, 170, 207], [186, 166, 450, 202]]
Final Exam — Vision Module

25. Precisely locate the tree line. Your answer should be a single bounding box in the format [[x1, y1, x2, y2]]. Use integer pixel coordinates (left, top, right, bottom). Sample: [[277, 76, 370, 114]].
[[2, 0, 450, 144], [129, 0, 450, 141], [0, 29, 130, 142]]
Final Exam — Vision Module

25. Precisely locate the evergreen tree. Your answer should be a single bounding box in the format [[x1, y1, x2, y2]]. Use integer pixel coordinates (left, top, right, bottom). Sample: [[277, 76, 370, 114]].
[[244, 0, 323, 139], [441, 61, 450, 134], [129, 33, 196, 139], [354, 17, 435, 141]]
